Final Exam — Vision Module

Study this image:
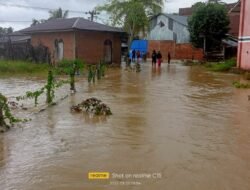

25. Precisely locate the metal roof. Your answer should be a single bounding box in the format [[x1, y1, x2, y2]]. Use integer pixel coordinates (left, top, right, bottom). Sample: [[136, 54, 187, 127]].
[[151, 13, 188, 26], [163, 14, 188, 26], [20, 17, 124, 34]]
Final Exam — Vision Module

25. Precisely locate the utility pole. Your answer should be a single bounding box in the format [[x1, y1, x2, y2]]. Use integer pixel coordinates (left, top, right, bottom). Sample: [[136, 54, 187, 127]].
[[85, 10, 99, 21]]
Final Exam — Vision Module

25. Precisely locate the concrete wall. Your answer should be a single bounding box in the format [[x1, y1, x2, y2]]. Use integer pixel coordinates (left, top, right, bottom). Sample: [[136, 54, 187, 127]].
[[148, 15, 190, 43], [148, 40, 203, 61], [237, 0, 250, 70]]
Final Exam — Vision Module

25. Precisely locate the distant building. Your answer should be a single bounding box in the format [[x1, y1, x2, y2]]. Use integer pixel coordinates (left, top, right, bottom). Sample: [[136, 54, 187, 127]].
[[179, 2, 241, 38], [237, 0, 250, 70], [148, 14, 190, 43], [20, 17, 126, 64]]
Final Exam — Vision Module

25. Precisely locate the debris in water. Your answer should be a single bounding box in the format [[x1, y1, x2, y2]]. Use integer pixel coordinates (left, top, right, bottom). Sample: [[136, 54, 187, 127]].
[[71, 97, 112, 116]]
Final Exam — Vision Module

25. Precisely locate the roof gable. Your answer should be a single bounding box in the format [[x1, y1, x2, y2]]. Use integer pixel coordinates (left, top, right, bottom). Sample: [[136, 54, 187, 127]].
[[163, 14, 188, 26], [151, 13, 188, 27]]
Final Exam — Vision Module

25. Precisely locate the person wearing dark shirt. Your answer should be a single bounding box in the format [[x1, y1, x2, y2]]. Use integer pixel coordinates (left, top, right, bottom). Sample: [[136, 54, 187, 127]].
[[132, 49, 136, 62], [152, 50, 157, 66], [157, 51, 162, 67], [168, 52, 171, 64]]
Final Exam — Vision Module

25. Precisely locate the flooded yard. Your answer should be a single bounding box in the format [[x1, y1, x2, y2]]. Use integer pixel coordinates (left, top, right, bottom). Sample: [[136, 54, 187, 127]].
[[0, 62, 250, 190]]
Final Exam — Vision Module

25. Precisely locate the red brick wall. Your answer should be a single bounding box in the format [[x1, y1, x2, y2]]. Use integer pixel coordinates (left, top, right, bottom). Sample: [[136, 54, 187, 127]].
[[31, 30, 122, 64], [148, 40, 204, 61], [229, 12, 240, 37], [31, 32, 75, 60], [76, 31, 121, 64]]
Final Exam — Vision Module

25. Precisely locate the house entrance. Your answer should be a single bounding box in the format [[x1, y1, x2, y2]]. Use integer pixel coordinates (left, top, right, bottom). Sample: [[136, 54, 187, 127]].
[[104, 39, 112, 64]]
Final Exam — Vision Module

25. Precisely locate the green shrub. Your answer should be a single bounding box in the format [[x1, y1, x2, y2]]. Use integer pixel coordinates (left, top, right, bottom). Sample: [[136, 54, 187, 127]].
[[244, 72, 250, 80], [207, 58, 236, 72], [56, 59, 85, 75], [233, 81, 250, 89], [0, 60, 50, 76]]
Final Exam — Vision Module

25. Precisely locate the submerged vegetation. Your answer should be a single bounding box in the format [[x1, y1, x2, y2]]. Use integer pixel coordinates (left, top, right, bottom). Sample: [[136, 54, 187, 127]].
[[233, 81, 250, 89], [0, 58, 110, 131], [88, 62, 106, 83], [71, 97, 112, 116], [0, 93, 23, 132], [205, 58, 236, 72]]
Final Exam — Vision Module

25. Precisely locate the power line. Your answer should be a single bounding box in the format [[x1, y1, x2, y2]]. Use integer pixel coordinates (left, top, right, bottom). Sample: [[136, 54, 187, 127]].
[[0, 20, 32, 23], [0, 2, 84, 14], [0, 3, 111, 25]]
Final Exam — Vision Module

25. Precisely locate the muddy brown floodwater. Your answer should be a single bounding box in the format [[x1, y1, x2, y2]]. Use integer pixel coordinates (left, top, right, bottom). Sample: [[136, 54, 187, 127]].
[[0, 63, 250, 190]]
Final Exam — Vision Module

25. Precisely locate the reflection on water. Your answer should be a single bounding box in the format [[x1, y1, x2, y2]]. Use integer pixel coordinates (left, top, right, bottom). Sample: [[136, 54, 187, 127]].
[[0, 62, 250, 190]]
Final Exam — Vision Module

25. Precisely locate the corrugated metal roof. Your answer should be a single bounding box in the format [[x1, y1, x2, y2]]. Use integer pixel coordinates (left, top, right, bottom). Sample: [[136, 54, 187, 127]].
[[163, 14, 188, 26], [20, 17, 124, 34]]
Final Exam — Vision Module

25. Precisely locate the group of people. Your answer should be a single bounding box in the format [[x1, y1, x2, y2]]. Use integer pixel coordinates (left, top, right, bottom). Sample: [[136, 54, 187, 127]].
[[151, 50, 171, 67], [131, 49, 142, 63], [128, 49, 171, 67]]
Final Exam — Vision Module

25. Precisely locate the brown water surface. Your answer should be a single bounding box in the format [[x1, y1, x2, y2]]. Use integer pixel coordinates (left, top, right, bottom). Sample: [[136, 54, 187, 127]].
[[0, 63, 250, 190]]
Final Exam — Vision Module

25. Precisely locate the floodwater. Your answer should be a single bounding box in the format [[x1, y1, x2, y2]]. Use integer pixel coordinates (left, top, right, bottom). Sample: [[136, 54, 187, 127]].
[[0, 62, 250, 190]]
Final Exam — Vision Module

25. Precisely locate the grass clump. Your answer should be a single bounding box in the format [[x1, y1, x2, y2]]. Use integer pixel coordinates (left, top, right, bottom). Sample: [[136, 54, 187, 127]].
[[244, 72, 250, 80], [205, 58, 236, 72], [0, 60, 50, 76], [233, 81, 250, 89]]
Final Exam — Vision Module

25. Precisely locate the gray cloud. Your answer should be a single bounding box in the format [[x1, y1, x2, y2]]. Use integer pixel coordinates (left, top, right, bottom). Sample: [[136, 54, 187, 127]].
[[0, 0, 238, 30]]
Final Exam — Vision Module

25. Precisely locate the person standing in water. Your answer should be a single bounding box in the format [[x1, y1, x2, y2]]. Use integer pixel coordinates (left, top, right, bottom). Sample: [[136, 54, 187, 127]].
[[168, 52, 171, 64], [152, 50, 157, 67], [136, 50, 141, 64], [132, 49, 136, 63], [157, 51, 162, 67]]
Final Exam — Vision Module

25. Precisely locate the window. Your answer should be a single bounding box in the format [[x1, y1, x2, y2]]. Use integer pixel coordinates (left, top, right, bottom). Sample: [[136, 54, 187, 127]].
[[159, 21, 165, 28], [168, 18, 173, 31]]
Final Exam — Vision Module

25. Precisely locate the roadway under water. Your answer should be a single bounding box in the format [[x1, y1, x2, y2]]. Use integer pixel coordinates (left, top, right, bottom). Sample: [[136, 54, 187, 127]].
[[0, 63, 250, 190]]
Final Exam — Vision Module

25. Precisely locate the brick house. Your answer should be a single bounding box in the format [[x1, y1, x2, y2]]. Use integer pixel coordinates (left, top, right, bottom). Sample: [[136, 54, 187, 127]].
[[20, 17, 125, 64]]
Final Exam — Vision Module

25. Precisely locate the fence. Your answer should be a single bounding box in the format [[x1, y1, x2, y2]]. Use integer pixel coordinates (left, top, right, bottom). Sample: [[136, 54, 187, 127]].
[[148, 40, 204, 61], [0, 39, 51, 63]]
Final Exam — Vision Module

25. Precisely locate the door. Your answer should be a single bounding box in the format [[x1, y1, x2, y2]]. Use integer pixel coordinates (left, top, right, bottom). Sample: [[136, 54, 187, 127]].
[[104, 39, 112, 64]]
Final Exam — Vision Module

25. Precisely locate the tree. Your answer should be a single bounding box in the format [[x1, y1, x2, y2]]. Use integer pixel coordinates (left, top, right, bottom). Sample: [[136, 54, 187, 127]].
[[188, 2, 230, 51], [31, 19, 40, 26], [97, 0, 164, 46], [31, 19, 46, 26], [207, 0, 223, 3], [0, 27, 13, 36], [124, 1, 148, 46], [48, 7, 69, 20]]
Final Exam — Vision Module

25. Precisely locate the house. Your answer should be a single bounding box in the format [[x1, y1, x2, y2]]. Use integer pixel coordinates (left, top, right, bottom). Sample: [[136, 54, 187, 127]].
[[148, 14, 189, 43], [147, 13, 203, 61], [20, 17, 126, 64], [237, 0, 250, 70], [179, 2, 241, 38]]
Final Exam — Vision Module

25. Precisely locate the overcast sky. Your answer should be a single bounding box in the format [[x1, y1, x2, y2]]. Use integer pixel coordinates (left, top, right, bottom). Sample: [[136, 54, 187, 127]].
[[0, 0, 238, 31]]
